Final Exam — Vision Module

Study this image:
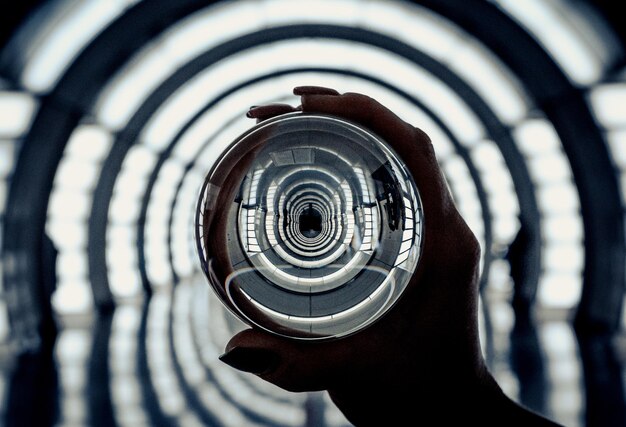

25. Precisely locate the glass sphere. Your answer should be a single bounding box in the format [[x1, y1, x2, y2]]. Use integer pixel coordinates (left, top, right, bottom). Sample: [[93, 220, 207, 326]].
[[195, 112, 424, 340]]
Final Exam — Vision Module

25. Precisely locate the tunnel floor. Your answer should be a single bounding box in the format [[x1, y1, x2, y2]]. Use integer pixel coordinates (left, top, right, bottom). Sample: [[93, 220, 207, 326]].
[[0, 277, 624, 427]]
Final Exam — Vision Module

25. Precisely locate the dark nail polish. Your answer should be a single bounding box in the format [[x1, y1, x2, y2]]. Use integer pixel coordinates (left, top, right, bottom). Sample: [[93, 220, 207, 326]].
[[219, 347, 279, 375], [246, 106, 260, 118]]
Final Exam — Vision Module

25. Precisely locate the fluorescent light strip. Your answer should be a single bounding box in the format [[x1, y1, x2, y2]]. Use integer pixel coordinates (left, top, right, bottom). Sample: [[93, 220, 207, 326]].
[[109, 264, 147, 305], [106, 146, 175, 292], [513, 120, 581, 215], [109, 306, 149, 427], [445, 40, 527, 125], [146, 291, 202, 422], [56, 249, 88, 280], [260, 0, 360, 26], [54, 330, 91, 424], [22, 0, 140, 93], [0, 92, 38, 138], [538, 321, 584, 425], [54, 157, 100, 191], [471, 140, 520, 244], [513, 118, 583, 308], [51, 277, 94, 314], [46, 125, 113, 314], [493, 0, 604, 85], [589, 83, 626, 129], [107, 224, 142, 298], [171, 170, 204, 278], [47, 187, 92, 221], [441, 154, 486, 251]]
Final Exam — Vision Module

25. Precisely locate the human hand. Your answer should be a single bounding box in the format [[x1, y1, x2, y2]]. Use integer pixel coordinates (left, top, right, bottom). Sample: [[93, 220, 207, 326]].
[[215, 86, 560, 426]]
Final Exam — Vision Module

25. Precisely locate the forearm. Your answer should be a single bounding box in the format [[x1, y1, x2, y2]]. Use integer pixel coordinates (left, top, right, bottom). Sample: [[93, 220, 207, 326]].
[[328, 370, 562, 426]]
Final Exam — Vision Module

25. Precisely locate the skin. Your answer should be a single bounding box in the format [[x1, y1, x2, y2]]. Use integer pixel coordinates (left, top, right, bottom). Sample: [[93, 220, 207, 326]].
[[216, 86, 562, 426]]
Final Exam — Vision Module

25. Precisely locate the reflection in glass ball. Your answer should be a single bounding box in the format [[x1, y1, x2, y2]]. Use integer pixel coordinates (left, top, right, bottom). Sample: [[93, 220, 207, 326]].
[[196, 113, 424, 340]]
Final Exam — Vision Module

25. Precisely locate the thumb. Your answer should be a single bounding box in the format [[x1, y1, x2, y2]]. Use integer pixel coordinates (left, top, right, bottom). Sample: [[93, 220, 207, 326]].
[[219, 328, 353, 392]]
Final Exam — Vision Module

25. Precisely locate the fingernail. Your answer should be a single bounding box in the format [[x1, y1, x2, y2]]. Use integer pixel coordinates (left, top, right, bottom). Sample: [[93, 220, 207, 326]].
[[293, 86, 339, 96], [219, 347, 279, 375], [246, 106, 260, 118]]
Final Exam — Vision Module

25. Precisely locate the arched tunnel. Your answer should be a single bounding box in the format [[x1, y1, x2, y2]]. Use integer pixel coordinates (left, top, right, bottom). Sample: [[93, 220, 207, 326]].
[[0, 1, 625, 425]]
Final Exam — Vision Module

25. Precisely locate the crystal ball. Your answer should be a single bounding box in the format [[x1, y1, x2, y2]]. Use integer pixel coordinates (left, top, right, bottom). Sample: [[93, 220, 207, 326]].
[[195, 112, 424, 340]]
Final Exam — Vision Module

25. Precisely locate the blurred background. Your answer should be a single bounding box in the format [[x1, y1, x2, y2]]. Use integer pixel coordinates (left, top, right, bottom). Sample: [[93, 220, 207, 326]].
[[0, 0, 625, 426]]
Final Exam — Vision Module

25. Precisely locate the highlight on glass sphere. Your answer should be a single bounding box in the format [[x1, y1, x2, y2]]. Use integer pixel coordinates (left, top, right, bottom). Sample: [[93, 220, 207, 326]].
[[195, 112, 424, 340]]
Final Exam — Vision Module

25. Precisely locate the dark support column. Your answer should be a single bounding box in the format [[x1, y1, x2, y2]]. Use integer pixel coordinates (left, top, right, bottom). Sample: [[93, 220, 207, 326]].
[[416, 0, 625, 333]]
